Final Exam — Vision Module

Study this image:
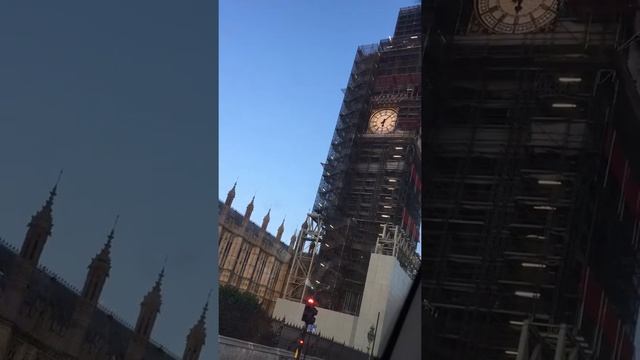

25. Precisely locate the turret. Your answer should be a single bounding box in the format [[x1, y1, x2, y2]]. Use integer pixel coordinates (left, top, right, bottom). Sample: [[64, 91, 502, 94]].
[[242, 196, 255, 227], [276, 218, 285, 242], [133, 267, 164, 340], [20, 173, 61, 265], [182, 293, 209, 360], [224, 182, 236, 208], [261, 209, 271, 232], [81, 216, 118, 304]]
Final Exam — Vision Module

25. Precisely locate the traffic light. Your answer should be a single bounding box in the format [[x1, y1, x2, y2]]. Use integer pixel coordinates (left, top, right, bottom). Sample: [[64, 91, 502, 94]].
[[301, 297, 318, 325], [306, 297, 315, 306], [298, 339, 304, 346]]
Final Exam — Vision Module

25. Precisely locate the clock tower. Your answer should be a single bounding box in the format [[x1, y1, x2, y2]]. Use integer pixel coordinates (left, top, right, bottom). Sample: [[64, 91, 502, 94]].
[[308, 6, 422, 315], [424, 0, 640, 359]]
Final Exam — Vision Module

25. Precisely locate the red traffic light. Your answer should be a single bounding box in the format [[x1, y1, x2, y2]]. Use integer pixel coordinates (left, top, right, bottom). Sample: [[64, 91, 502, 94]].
[[298, 339, 304, 345], [306, 298, 316, 306]]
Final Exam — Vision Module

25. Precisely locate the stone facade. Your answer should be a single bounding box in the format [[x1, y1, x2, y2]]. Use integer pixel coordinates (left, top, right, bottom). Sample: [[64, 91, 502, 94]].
[[0, 184, 208, 360], [218, 183, 291, 314]]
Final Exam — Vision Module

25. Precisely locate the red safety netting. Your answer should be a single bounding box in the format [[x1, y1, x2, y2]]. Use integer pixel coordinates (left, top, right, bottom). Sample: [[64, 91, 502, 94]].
[[605, 130, 640, 222], [580, 268, 635, 359]]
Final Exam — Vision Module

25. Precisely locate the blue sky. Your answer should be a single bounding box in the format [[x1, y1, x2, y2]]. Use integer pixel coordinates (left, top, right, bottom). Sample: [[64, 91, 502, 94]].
[[219, 0, 419, 241], [0, 1, 216, 358]]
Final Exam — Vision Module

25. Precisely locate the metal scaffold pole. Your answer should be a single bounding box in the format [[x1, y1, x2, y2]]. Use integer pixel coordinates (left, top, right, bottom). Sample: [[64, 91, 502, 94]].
[[283, 212, 324, 303]]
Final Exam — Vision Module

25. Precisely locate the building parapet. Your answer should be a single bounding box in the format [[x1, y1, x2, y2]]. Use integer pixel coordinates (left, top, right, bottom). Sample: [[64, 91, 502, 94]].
[[0, 238, 181, 360], [218, 201, 291, 262]]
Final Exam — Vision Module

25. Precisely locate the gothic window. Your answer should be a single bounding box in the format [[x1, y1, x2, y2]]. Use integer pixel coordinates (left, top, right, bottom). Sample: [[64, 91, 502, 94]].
[[251, 252, 267, 284], [219, 233, 234, 266], [267, 262, 281, 292], [218, 231, 227, 251], [233, 243, 251, 277]]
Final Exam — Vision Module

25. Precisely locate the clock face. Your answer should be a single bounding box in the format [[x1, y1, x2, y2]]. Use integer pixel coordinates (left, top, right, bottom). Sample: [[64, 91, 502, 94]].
[[369, 109, 398, 134], [476, 0, 558, 34]]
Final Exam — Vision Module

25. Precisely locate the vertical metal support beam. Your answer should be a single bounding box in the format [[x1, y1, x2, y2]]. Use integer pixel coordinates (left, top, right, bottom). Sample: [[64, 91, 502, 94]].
[[618, 161, 629, 220], [554, 324, 567, 360], [603, 130, 616, 188], [393, 225, 400, 257], [283, 230, 303, 298], [577, 267, 591, 330], [301, 220, 321, 302], [531, 344, 542, 360], [516, 319, 530, 360], [594, 297, 608, 357]]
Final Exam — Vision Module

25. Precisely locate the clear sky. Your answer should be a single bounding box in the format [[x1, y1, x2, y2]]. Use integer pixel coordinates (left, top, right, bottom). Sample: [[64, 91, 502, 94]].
[[219, 0, 419, 242], [0, 1, 216, 358]]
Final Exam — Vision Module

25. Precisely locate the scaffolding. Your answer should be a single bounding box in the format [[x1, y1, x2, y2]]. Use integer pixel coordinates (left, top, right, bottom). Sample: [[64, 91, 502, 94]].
[[374, 224, 420, 279], [423, 1, 639, 359], [511, 321, 592, 360], [308, 5, 423, 315], [283, 212, 324, 303], [313, 44, 378, 219]]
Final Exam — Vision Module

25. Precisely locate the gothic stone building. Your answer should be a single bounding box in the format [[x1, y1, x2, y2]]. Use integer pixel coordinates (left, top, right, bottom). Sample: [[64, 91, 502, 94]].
[[0, 184, 208, 360], [218, 183, 291, 314]]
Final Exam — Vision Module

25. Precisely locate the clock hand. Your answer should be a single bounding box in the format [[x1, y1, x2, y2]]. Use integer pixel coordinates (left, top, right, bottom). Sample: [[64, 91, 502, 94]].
[[514, 0, 524, 13]]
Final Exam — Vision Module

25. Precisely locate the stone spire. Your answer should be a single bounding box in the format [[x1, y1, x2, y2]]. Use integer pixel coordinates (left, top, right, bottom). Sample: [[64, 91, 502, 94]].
[[182, 291, 210, 360], [224, 182, 236, 208], [134, 265, 165, 340], [288, 228, 298, 251], [148, 267, 164, 304], [68, 217, 119, 357], [242, 196, 255, 227], [261, 209, 271, 231], [20, 171, 62, 265], [276, 218, 285, 242], [98, 215, 118, 262], [81, 216, 118, 304]]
